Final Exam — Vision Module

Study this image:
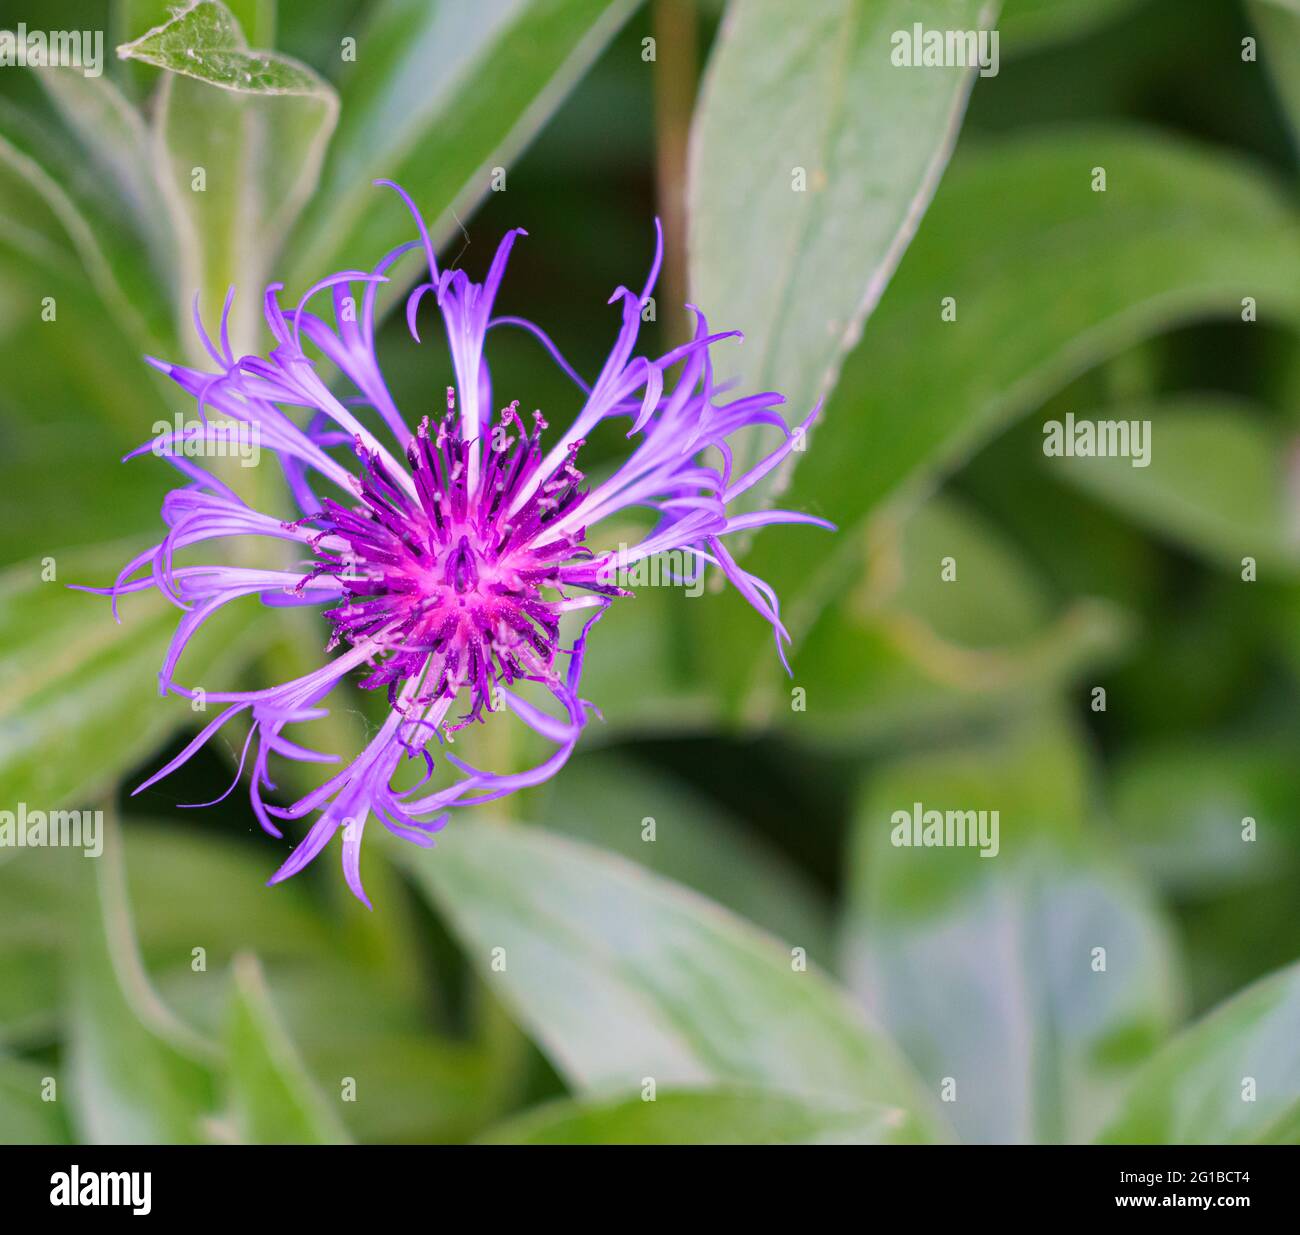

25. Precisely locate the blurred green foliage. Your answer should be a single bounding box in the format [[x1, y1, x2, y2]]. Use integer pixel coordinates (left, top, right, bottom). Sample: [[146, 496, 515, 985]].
[[0, 0, 1298, 1145]]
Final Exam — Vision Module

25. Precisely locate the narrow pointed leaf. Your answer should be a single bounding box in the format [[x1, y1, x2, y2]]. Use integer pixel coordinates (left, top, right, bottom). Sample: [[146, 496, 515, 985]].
[[67, 812, 218, 1143], [224, 953, 351, 1144], [688, 0, 997, 508], [285, 0, 637, 292]]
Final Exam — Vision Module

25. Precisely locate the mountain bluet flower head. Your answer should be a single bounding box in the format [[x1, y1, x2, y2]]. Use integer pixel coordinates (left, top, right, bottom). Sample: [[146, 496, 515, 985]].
[[83, 183, 832, 906]]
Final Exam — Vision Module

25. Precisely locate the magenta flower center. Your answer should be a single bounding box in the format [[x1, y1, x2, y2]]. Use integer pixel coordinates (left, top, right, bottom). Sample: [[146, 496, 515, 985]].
[[301, 393, 595, 728]]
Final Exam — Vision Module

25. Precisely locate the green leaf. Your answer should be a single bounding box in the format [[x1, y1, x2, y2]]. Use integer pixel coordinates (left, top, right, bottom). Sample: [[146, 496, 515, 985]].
[[115, 3, 284, 91], [120, 1, 279, 59], [1053, 398, 1300, 574], [122, 821, 334, 969], [0, 153, 78, 276], [0, 1054, 68, 1145], [397, 821, 946, 1138], [770, 493, 1130, 743], [228, 0, 278, 49], [535, 750, 834, 961], [1, 820, 327, 1052], [480, 1085, 927, 1145], [118, 1, 313, 91], [302, 1032, 506, 1144], [285, 0, 637, 293], [0, 949, 61, 1048], [1099, 962, 1300, 1143], [118, 0, 339, 353], [688, 0, 996, 508], [154, 949, 523, 1142], [0, 543, 273, 807], [0, 848, 76, 1046], [573, 583, 720, 738], [0, 93, 173, 351], [1109, 738, 1298, 896], [111, 819, 531, 1143], [1000, 0, 1143, 53], [1250, 0, 1300, 153], [887, 498, 1053, 644], [840, 713, 1180, 1143], [706, 127, 1300, 701], [954, 401, 1166, 607], [224, 953, 350, 1144], [0, 305, 173, 559], [67, 811, 219, 1143], [32, 62, 176, 286]]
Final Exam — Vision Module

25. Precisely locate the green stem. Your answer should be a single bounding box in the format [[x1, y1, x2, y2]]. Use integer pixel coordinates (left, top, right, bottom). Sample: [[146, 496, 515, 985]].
[[653, 0, 698, 349]]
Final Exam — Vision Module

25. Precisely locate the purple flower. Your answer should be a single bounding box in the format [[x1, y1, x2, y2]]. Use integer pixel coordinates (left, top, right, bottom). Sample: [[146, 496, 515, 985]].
[[84, 183, 831, 906]]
